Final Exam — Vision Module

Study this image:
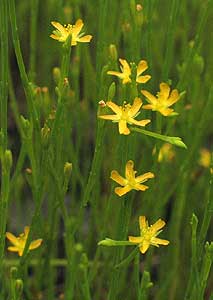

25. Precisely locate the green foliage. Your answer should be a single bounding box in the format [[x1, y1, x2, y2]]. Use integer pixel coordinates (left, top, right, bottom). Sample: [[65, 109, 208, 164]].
[[0, 0, 212, 299]]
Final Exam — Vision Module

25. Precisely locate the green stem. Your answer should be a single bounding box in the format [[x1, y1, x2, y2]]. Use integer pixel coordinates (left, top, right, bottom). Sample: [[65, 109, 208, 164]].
[[161, 0, 180, 81], [29, 0, 39, 81], [8, 0, 39, 126], [0, 0, 9, 281]]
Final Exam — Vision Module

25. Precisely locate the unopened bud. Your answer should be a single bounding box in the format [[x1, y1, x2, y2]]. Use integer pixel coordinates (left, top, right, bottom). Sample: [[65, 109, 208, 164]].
[[109, 44, 118, 61], [41, 124, 50, 145], [4, 150, 13, 172], [10, 267, 18, 279], [53, 67, 61, 84], [136, 4, 143, 11], [25, 168, 32, 175], [75, 243, 83, 252], [108, 82, 116, 99], [15, 279, 23, 297], [64, 162, 72, 178], [20, 116, 32, 139], [98, 100, 106, 107]]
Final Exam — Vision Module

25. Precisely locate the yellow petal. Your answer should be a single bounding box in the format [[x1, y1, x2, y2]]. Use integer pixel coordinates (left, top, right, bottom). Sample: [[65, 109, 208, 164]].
[[18, 249, 24, 256], [29, 239, 43, 250], [136, 75, 151, 84], [98, 114, 119, 121], [139, 241, 150, 254], [115, 185, 132, 196], [166, 89, 180, 106], [150, 219, 166, 234], [6, 232, 19, 246], [119, 58, 131, 74], [51, 21, 67, 35], [79, 35, 93, 43], [7, 246, 19, 252], [107, 71, 123, 78], [139, 216, 148, 231], [129, 118, 151, 127], [50, 34, 60, 41], [72, 19, 84, 36], [137, 60, 148, 76], [135, 172, 155, 183], [24, 226, 30, 236], [151, 237, 169, 246], [128, 236, 143, 244], [142, 104, 154, 110], [159, 82, 170, 100], [106, 101, 122, 115], [134, 183, 149, 191], [159, 107, 174, 116], [110, 170, 126, 186], [125, 160, 135, 180], [122, 77, 131, 84], [141, 90, 157, 104], [128, 97, 142, 117], [118, 120, 130, 135]]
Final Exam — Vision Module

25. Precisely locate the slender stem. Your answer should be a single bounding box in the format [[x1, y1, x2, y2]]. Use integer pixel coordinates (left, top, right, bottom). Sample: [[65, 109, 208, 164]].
[[29, 0, 39, 81], [0, 0, 9, 279], [8, 0, 39, 125]]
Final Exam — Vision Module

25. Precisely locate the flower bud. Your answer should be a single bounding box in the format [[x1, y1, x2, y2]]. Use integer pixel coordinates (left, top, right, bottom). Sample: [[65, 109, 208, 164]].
[[15, 279, 23, 298], [64, 162, 72, 179], [108, 82, 116, 99], [3, 150, 13, 172], [109, 44, 118, 61], [53, 67, 61, 84]]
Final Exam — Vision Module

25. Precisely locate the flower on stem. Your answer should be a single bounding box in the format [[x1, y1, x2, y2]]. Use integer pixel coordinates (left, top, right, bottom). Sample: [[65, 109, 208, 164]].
[[141, 82, 180, 116], [107, 59, 151, 84], [98, 97, 150, 135], [199, 148, 212, 168], [50, 19, 92, 46], [129, 216, 169, 253], [6, 226, 42, 256], [111, 160, 154, 196]]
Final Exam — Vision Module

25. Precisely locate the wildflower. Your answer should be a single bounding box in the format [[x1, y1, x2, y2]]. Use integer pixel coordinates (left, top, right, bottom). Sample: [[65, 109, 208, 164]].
[[6, 226, 42, 256], [141, 82, 180, 116], [157, 143, 175, 163], [107, 59, 131, 84], [128, 216, 169, 253], [98, 97, 150, 135], [107, 59, 151, 84], [199, 148, 211, 168], [111, 160, 154, 196], [50, 19, 92, 46]]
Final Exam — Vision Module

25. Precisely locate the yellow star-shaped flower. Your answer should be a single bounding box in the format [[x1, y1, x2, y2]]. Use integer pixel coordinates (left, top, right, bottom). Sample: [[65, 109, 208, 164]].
[[6, 226, 42, 256], [98, 97, 150, 135], [107, 59, 151, 85], [141, 82, 180, 116], [50, 19, 92, 46], [110, 160, 154, 196], [129, 216, 169, 254]]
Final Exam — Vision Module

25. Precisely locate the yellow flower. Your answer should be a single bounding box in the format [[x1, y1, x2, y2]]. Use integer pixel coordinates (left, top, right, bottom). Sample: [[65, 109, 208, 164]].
[[128, 216, 169, 254], [141, 82, 180, 116], [199, 148, 211, 168], [107, 59, 151, 84], [157, 143, 175, 163], [98, 97, 150, 135], [6, 226, 42, 256], [50, 19, 92, 46], [110, 160, 154, 196]]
